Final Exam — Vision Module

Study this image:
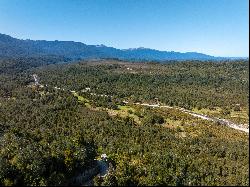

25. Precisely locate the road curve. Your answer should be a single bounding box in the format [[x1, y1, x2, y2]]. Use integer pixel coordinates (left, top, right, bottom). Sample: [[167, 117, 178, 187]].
[[31, 75, 249, 134], [132, 102, 249, 134]]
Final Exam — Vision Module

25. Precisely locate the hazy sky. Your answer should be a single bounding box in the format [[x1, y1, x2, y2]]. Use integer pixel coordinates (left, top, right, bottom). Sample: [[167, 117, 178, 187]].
[[0, 0, 249, 56]]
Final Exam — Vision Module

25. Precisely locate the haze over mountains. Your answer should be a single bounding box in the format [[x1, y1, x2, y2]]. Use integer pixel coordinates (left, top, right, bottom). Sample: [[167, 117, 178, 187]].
[[0, 33, 245, 61]]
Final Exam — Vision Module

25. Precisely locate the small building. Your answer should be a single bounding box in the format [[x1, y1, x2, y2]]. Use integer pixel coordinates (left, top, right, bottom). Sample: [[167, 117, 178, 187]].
[[101, 154, 107, 161], [82, 87, 91, 92]]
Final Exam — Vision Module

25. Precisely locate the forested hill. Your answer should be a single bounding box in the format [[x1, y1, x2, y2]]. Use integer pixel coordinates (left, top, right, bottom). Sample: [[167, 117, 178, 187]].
[[0, 33, 228, 61]]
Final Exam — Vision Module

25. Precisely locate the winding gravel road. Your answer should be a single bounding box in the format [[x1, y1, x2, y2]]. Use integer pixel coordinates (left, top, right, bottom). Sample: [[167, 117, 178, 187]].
[[133, 103, 249, 133], [32, 75, 249, 134]]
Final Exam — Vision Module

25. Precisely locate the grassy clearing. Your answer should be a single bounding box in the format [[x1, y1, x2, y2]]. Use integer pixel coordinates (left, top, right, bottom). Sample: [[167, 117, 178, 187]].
[[72, 92, 91, 108], [192, 107, 249, 124], [192, 107, 222, 116], [106, 105, 141, 124], [164, 118, 182, 127], [73, 92, 89, 102], [229, 109, 249, 124], [117, 105, 135, 112]]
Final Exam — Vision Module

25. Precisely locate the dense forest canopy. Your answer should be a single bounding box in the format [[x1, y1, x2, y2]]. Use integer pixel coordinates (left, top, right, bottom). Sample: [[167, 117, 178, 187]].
[[33, 59, 249, 111], [0, 57, 248, 186]]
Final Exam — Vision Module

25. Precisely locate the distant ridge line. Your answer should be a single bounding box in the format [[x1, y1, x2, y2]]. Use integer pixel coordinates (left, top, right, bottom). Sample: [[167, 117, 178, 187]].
[[0, 33, 247, 61]]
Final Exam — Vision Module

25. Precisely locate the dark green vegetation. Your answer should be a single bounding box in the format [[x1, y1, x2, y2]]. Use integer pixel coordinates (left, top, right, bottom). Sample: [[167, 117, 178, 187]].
[[0, 57, 249, 186], [34, 59, 249, 123]]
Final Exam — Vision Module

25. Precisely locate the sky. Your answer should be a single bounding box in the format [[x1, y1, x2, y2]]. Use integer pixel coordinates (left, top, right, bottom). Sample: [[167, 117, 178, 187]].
[[0, 0, 249, 57]]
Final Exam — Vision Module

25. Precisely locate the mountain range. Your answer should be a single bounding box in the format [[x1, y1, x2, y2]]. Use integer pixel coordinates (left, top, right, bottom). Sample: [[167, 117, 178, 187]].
[[0, 33, 245, 61]]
